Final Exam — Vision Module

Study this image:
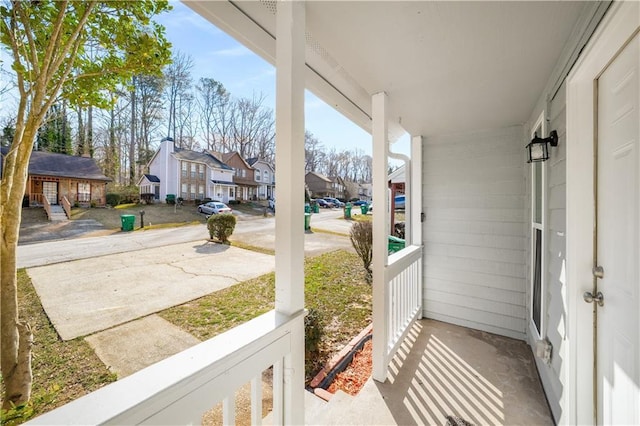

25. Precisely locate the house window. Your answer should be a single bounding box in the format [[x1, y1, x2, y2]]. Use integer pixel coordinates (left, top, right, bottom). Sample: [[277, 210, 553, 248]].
[[198, 164, 204, 180], [78, 182, 90, 202], [197, 185, 204, 200], [191, 163, 196, 179], [255, 170, 261, 181], [182, 162, 187, 178], [530, 114, 546, 338], [190, 184, 195, 200], [181, 183, 187, 199], [229, 187, 235, 198], [264, 170, 269, 183]]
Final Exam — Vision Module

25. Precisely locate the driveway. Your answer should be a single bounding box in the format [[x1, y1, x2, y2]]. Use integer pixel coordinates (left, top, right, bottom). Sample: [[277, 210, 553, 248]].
[[20, 209, 357, 341], [27, 241, 275, 340]]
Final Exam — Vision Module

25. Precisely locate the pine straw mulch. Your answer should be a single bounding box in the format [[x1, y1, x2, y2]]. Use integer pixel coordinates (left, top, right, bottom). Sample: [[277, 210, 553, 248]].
[[327, 339, 373, 396]]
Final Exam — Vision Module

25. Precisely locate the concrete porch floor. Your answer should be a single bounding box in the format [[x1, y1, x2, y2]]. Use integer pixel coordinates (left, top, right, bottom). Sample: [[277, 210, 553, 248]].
[[308, 319, 553, 425]]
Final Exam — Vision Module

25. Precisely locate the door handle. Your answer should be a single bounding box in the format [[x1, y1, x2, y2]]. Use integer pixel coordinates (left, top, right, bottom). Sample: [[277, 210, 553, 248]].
[[593, 265, 604, 279], [583, 291, 604, 307]]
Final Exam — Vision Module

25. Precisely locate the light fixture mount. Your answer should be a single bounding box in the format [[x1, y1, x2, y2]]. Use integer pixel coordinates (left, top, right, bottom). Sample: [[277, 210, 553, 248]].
[[526, 130, 558, 163]]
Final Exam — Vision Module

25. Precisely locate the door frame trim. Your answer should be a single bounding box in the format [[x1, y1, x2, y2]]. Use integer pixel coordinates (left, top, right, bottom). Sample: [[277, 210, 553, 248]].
[[566, 2, 639, 425]]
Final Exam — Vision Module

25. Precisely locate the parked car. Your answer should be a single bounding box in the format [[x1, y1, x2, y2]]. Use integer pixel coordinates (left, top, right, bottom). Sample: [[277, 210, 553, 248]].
[[323, 197, 344, 207], [198, 201, 232, 215], [316, 198, 331, 208], [352, 200, 368, 206], [394, 195, 405, 209]]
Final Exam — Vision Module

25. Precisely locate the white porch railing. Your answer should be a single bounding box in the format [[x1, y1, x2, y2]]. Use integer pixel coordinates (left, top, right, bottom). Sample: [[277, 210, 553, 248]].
[[26, 310, 305, 425], [385, 245, 423, 365]]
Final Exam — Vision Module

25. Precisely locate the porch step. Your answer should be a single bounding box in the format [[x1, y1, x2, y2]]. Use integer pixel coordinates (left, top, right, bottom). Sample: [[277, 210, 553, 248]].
[[307, 390, 353, 425], [263, 390, 327, 425], [306, 380, 396, 425], [48, 205, 68, 222]]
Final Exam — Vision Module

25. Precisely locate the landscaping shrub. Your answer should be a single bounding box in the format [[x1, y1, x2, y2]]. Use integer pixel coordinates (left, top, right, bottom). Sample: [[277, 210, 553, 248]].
[[106, 185, 139, 205], [304, 308, 324, 363], [106, 193, 121, 207], [207, 213, 236, 243], [228, 199, 240, 205], [350, 220, 373, 284]]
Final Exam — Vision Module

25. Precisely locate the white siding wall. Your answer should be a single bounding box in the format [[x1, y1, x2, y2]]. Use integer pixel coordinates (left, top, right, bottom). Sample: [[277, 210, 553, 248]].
[[422, 126, 527, 340], [524, 83, 567, 423], [148, 141, 178, 201]]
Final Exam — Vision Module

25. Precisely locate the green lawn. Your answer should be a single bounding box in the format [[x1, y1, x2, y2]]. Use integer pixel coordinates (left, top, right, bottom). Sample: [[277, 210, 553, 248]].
[[159, 249, 371, 381], [0, 271, 116, 426], [2, 250, 370, 423]]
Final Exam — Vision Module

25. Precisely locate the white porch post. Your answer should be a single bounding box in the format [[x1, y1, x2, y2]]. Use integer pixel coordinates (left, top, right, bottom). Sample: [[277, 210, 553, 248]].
[[411, 135, 422, 246], [275, 1, 305, 424], [411, 135, 423, 311], [372, 92, 390, 382]]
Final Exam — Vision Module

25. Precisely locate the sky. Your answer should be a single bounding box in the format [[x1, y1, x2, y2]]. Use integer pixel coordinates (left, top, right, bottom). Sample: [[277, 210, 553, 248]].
[[156, 1, 376, 157]]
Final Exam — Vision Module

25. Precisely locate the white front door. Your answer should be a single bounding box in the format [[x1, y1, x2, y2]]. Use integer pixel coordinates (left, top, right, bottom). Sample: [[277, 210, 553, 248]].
[[596, 32, 640, 425]]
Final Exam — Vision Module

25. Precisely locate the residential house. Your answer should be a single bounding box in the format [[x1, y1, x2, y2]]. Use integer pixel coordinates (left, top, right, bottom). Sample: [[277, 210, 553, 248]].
[[327, 176, 346, 200], [1, 147, 110, 208], [138, 174, 161, 201], [222, 152, 258, 201], [304, 171, 334, 198], [246, 157, 275, 200], [140, 137, 236, 203], [34, 2, 640, 425]]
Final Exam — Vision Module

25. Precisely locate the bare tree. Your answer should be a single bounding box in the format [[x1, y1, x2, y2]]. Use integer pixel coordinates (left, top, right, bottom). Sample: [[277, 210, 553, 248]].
[[163, 51, 193, 143], [230, 93, 274, 158], [136, 74, 164, 166], [305, 131, 324, 173], [196, 77, 229, 151]]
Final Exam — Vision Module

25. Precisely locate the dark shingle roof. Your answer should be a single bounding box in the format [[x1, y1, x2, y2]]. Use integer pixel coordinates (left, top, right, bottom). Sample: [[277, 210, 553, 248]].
[[144, 174, 160, 183], [2, 148, 110, 181], [173, 147, 232, 170]]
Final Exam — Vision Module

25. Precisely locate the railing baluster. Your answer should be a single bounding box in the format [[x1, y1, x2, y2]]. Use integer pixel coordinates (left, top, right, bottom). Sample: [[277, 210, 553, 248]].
[[273, 359, 284, 425], [251, 375, 262, 425], [223, 396, 235, 426]]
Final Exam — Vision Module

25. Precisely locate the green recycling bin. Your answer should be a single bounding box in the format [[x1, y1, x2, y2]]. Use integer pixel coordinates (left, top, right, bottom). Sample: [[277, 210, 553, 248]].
[[344, 203, 352, 219], [313, 203, 320, 213], [305, 203, 311, 214], [360, 204, 369, 215], [121, 214, 136, 231], [388, 235, 405, 254], [304, 213, 311, 230]]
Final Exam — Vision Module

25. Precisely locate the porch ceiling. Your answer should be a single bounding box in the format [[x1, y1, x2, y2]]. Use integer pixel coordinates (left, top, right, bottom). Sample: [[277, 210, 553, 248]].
[[186, 1, 590, 139]]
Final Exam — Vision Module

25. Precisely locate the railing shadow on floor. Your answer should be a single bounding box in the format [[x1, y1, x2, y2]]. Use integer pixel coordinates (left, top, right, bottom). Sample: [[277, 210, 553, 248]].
[[373, 319, 554, 426]]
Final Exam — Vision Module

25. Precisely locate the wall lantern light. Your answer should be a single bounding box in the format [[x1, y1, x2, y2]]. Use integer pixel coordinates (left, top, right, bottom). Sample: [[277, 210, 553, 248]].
[[526, 130, 558, 163]]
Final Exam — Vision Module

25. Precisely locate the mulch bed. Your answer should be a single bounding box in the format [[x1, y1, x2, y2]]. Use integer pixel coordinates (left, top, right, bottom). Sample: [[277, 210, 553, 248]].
[[327, 339, 372, 395]]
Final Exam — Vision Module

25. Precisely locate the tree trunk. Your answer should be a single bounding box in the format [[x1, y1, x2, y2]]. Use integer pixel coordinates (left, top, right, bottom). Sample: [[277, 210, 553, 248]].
[[130, 76, 136, 184], [1, 124, 37, 410], [87, 105, 93, 157]]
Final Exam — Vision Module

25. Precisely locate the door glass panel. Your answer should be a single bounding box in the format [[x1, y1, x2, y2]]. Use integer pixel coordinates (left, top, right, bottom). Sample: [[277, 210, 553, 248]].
[[533, 228, 542, 334], [534, 161, 542, 223]]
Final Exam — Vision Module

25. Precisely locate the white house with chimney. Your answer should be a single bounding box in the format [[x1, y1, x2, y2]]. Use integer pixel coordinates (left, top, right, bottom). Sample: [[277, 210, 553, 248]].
[[139, 137, 236, 203]]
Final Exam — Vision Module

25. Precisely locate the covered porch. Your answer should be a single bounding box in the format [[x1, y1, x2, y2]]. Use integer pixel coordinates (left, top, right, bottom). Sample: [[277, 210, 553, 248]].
[[27, 1, 634, 425], [309, 319, 552, 425]]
